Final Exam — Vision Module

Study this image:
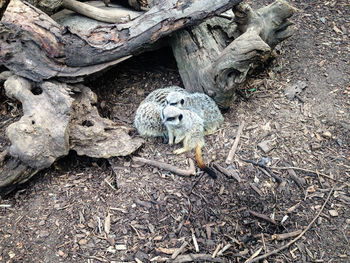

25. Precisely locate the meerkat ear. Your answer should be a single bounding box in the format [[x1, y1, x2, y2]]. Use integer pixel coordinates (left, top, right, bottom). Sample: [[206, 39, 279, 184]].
[[179, 114, 183, 121], [180, 99, 184, 105]]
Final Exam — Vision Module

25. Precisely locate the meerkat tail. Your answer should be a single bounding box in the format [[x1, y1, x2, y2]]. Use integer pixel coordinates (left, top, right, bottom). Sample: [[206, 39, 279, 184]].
[[195, 145, 217, 179]]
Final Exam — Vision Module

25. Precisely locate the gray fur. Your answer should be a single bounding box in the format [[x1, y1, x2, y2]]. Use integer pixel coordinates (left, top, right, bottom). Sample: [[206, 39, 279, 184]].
[[134, 86, 187, 138], [162, 106, 204, 154], [165, 91, 224, 134]]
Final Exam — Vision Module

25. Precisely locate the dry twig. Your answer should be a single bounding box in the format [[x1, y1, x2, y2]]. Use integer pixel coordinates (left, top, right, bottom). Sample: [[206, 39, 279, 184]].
[[271, 166, 343, 182], [226, 121, 245, 164], [213, 163, 242, 182], [172, 253, 223, 263], [245, 187, 334, 263], [171, 241, 188, 259], [272, 230, 302, 241], [248, 210, 278, 225], [241, 159, 283, 183], [133, 157, 196, 176]]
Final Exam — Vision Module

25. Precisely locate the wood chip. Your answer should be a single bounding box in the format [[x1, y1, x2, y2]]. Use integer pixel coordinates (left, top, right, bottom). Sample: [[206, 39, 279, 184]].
[[192, 230, 199, 252], [272, 230, 302, 240], [104, 213, 111, 234], [245, 247, 262, 263], [171, 241, 188, 259], [156, 247, 177, 255], [115, 244, 127, 250], [328, 209, 338, 217], [226, 121, 245, 164]]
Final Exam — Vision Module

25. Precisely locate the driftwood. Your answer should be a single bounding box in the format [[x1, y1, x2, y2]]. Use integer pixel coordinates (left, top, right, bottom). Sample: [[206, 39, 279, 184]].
[[0, 0, 243, 82], [171, 0, 295, 108], [0, 75, 143, 193], [0, 0, 10, 19]]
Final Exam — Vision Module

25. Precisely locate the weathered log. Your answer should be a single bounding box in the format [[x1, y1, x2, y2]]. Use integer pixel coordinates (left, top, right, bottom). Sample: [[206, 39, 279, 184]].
[[0, 0, 11, 19], [69, 85, 144, 158], [4, 75, 73, 169], [0, 75, 143, 193], [0, 0, 243, 82], [171, 0, 295, 108]]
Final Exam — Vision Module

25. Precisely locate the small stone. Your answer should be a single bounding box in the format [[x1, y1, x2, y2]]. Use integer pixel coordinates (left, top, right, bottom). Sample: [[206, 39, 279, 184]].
[[329, 210, 338, 217], [322, 131, 332, 138], [57, 250, 65, 257]]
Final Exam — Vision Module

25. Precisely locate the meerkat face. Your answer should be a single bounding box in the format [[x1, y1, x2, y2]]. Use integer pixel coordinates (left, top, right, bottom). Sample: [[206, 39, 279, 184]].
[[165, 92, 185, 108], [161, 106, 184, 127]]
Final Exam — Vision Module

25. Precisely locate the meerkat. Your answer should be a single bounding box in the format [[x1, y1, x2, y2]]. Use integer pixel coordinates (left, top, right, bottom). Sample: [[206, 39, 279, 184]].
[[161, 105, 217, 179], [165, 91, 224, 135], [134, 86, 187, 142]]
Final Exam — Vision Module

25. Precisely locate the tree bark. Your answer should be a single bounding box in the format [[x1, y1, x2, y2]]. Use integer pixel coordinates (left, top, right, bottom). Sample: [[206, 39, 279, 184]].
[[0, 0, 11, 20], [0, 74, 143, 194], [171, 0, 295, 108], [0, 0, 243, 82]]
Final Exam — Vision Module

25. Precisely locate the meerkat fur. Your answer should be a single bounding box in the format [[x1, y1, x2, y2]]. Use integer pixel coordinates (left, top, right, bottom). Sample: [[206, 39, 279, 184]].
[[165, 91, 224, 135], [134, 86, 187, 141], [162, 106, 216, 179]]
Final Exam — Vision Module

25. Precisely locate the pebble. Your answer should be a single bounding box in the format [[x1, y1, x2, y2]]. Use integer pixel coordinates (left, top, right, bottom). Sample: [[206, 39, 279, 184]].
[[329, 210, 338, 217]]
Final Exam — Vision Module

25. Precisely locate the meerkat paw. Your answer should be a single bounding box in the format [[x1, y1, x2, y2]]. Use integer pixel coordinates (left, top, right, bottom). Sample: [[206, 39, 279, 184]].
[[174, 148, 188, 154]]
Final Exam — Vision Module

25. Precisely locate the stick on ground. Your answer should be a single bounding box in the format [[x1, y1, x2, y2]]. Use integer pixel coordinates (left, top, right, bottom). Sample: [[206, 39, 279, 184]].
[[248, 210, 278, 225], [132, 157, 196, 176], [172, 253, 223, 263], [271, 166, 343, 183], [245, 186, 334, 263], [226, 121, 245, 164]]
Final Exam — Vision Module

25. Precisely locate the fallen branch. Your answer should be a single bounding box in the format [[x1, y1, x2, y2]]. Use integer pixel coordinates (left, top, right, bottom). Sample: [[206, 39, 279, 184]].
[[226, 121, 245, 164], [245, 187, 334, 263], [248, 210, 278, 225], [132, 157, 196, 176], [171, 253, 223, 263], [241, 159, 283, 184], [62, 0, 142, 23]]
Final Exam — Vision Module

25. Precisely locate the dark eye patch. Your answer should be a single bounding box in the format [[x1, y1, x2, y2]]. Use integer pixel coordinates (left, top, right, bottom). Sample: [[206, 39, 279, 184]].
[[180, 99, 184, 105], [166, 117, 175, 121], [179, 114, 183, 121], [170, 102, 177, 106]]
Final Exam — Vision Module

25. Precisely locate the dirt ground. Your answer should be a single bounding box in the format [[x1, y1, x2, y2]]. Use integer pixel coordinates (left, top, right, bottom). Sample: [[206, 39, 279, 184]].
[[0, 0, 349, 262]]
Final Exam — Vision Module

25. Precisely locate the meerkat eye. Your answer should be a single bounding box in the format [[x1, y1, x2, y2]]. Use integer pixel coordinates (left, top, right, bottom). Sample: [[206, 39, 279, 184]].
[[170, 102, 177, 106], [179, 114, 183, 121], [180, 99, 184, 105], [166, 117, 175, 121]]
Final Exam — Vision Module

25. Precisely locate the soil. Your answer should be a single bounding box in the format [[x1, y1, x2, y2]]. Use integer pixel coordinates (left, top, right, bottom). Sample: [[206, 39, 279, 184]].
[[0, 0, 349, 262]]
